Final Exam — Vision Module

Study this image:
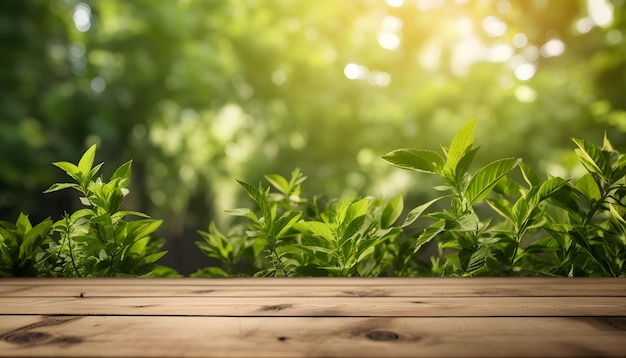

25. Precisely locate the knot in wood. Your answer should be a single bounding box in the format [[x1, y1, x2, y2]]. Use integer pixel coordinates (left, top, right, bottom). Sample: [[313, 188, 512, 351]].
[[4, 331, 51, 345], [366, 330, 400, 341]]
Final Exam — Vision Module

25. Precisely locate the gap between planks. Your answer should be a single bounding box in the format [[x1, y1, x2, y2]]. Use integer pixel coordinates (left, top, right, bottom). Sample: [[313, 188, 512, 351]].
[[1, 296, 625, 317]]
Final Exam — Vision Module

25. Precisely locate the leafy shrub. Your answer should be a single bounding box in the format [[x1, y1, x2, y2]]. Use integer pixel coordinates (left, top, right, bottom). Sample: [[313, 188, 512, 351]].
[[193, 169, 404, 277], [2, 119, 624, 277], [195, 119, 626, 277], [0, 145, 172, 277]]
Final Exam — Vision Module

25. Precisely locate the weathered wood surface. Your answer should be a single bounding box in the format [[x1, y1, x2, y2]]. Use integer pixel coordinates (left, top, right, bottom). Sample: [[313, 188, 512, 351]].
[[1, 278, 625, 357]]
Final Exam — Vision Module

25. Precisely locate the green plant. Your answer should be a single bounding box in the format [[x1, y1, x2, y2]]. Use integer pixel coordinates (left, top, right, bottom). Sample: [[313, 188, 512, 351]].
[[0, 214, 54, 277], [0, 145, 172, 277], [383, 119, 626, 277], [194, 169, 404, 277]]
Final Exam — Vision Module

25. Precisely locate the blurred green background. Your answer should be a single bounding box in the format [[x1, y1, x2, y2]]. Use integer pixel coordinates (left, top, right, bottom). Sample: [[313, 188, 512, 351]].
[[1, 0, 625, 275]]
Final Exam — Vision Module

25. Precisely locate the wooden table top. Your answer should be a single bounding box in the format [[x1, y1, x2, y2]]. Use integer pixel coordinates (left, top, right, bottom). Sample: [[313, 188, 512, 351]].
[[0, 277, 625, 357]]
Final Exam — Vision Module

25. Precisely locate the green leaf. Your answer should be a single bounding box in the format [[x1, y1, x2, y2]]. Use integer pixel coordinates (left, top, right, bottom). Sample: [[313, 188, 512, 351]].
[[575, 173, 601, 203], [264, 174, 290, 195], [111, 160, 133, 182], [443, 118, 477, 180], [296, 221, 335, 244], [465, 158, 520, 206], [380, 195, 403, 229], [401, 196, 448, 228], [451, 146, 480, 187], [237, 180, 272, 221], [143, 251, 167, 264], [534, 177, 569, 206], [572, 138, 610, 180], [78, 144, 97, 175], [414, 220, 445, 253], [272, 210, 302, 238], [486, 197, 514, 223], [381, 149, 443, 174], [609, 203, 626, 228], [519, 161, 541, 188], [52, 161, 80, 180], [18, 218, 53, 261], [43, 183, 79, 194], [342, 215, 365, 241], [445, 213, 479, 232]]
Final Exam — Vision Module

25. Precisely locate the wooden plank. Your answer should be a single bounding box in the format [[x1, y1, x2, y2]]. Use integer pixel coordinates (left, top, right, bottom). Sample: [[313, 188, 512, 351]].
[[1, 296, 624, 317], [1, 315, 625, 357], [1, 278, 625, 298]]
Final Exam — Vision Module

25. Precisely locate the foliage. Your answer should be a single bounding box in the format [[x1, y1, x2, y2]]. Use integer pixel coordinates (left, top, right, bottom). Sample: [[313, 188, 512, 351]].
[[0, 145, 171, 277], [1, 0, 625, 274], [195, 119, 626, 277], [382, 119, 626, 277], [194, 169, 403, 277]]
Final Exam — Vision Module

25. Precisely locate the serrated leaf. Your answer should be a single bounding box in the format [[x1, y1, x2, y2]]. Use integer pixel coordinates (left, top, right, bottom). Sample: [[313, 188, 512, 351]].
[[465, 158, 520, 206], [414, 220, 445, 253], [445, 213, 479, 232], [381, 149, 444, 174], [237, 180, 271, 221], [443, 118, 477, 179]]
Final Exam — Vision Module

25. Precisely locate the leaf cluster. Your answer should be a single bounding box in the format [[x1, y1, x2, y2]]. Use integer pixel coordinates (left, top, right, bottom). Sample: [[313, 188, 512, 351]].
[[196, 119, 626, 277], [0, 145, 171, 277]]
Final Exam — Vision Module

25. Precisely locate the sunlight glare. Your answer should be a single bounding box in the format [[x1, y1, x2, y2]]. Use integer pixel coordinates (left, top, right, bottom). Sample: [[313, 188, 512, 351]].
[[487, 43, 513, 62], [344, 63, 368, 80], [575, 17, 594, 34], [540, 39, 565, 58], [588, 0, 614, 27], [385, 0, 404, 8], [482, 16, 507, 37], [378, 32, 401, 50], [90, 77, 106, 93], [73, 3, 91, 32], [381, 15, 403, 32], [515, 85, 537, 103], [497, 0, 511, 14], [419, 45, 441, 71], [514, 63, 536, 81], [512, 33, 528, 48], [368, 71, 391, 87]]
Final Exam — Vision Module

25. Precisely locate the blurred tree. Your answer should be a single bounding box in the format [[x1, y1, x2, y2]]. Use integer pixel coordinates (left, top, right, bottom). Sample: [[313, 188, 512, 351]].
[[1, 0, 624, 274]]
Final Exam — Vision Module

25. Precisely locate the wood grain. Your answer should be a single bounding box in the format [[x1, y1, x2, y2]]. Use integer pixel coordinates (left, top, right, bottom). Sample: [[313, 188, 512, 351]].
[[1, 278, 625, 357], [1, 277, 624, 297], [1, 296, 625, 317], [1, 315, 625, 357]]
